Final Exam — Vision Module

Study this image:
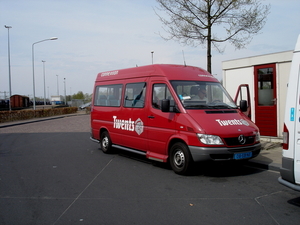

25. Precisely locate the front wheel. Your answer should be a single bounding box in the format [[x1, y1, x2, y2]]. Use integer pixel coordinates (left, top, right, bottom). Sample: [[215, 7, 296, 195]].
[[169, 142, 193, 175], [100, 131, 113, 154]]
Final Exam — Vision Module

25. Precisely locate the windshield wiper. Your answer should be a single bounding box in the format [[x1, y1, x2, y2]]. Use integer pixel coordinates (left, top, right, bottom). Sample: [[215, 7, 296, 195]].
[[184, 103, 237, 109], [208, 104, 237, 109], [184, 104, 208, 109]]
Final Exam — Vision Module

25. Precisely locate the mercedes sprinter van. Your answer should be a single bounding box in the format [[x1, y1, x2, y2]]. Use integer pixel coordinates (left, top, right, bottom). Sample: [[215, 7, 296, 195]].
[[90, 64, 261, 174]]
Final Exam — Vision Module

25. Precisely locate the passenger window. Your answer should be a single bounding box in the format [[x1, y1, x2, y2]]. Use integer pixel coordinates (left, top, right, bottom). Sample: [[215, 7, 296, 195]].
[[94, 84, 122, 106], [124, 82, 146, 108], [152, 84, 174, 109]]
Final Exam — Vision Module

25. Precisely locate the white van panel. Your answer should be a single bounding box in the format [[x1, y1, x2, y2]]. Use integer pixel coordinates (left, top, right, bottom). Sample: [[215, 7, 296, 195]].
[[279, 34, 300, 190], [294, 64, 300, 184]]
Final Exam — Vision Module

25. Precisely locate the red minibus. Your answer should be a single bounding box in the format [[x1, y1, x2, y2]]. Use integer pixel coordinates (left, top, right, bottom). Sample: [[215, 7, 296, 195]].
[[90, 64, 261, 174]]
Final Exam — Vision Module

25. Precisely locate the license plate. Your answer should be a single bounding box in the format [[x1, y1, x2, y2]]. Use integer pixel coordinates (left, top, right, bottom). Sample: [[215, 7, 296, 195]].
[[234, 152, 252, 160]]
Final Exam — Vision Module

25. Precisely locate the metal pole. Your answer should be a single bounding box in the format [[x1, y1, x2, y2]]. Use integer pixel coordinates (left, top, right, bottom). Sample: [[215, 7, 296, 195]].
[[151, 51, 154, 64], [32, 37, 58, 110], [70, 87, 72, 101], [5, 25, 12, 111], [32, 43, 36, 110], [56, 75, 59, 96], [42, 60, 46, 105], [64, 78, 66, 105], [47, 86, 49, 101]]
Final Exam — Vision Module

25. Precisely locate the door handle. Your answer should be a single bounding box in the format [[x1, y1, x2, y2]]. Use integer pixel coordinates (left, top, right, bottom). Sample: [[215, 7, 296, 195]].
[[148, 115, 155, 119]]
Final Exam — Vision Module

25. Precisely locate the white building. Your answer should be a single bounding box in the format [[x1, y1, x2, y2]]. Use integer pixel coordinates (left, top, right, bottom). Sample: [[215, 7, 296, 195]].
[[222, 50, 293, 138], [51, 95, 63, 105]]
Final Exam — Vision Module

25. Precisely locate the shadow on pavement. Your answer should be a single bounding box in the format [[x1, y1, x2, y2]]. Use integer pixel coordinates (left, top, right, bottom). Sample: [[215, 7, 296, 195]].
[[288, 197, 300, 208], [101, 147, 264, 177]]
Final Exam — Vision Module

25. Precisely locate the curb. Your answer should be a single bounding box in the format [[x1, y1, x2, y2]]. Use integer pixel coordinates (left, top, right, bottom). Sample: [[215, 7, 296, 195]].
[[0, 111, 88, 128], [246, 159, 281, 172]]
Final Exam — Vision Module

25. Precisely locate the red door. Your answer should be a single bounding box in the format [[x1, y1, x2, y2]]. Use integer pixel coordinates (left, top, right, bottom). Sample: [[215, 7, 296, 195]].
[[254, 64, 277, 136], [147, 81, 176, 159]]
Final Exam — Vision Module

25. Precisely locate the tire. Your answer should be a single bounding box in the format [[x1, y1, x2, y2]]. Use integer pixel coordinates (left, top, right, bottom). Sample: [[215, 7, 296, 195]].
[[169, 142, 193, 175], [100, 131, 113, 154]]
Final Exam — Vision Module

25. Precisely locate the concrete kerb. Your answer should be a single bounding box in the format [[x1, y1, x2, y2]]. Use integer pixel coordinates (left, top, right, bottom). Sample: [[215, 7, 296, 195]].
[[0, 110, 88, 128], [0, 113, 282, 172], [247, 139, 282, 172]]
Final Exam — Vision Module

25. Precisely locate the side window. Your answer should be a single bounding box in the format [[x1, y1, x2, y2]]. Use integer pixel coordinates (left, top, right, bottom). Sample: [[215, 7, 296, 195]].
[[152, 83, 174, 109], [124, 82, 146, 108], [94, 84, 122, 107], [210, 84, 222, 102]]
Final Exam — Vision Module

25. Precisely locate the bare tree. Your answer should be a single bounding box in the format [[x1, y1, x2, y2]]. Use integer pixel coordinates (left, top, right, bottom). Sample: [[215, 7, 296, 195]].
[[155, 0, 271, 73]]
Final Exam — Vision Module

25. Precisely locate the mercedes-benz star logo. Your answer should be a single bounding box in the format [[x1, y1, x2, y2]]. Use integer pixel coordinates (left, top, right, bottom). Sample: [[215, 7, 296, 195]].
[[238, 135, 246, 144]]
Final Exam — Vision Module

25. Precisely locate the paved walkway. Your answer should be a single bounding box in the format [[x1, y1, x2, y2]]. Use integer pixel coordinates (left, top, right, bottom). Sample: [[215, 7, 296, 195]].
[[248, 140, 282, 171], [0, 110, 282, 171]]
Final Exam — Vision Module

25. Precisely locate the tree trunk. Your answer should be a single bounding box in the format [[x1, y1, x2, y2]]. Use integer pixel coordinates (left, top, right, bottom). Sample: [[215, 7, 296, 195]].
[[206, 1, 212, 74], [207, 32, 212, 74]]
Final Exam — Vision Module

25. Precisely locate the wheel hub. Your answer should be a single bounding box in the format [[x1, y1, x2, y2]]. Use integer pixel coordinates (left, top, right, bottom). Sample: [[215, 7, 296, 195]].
[[174, 150, 185, 168], [102, 137, 108, 149]]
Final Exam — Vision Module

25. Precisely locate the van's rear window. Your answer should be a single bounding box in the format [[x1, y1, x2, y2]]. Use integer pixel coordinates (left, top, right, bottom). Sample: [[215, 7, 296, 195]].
[[94, 84, 122, 107]]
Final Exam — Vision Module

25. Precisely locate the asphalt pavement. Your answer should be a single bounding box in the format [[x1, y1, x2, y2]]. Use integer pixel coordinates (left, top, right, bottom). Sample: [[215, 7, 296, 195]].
[[0, 110, 283, 172]]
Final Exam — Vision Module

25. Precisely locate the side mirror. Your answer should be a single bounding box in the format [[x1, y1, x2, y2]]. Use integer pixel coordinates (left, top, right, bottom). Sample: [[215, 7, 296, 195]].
[[240, 100, 248, 112], [161, 99, 170, 112]]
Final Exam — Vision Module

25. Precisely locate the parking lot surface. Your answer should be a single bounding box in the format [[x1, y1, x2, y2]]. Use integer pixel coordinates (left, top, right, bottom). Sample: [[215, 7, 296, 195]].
[[0, 114, 299, 225]]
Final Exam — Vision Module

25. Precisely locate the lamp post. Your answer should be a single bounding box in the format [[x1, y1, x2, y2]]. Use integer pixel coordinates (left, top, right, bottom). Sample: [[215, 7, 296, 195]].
[[5, 25, 12, 111], [70, 87, 72, 101], [47, 86, 49, 101], [64, 78, 68, 105], [151, 51, 154, 64], [32, 37, 57, 110], [64, 78, 67, 105], [56, 75, 59, 96], [42, 60, 46, 105]]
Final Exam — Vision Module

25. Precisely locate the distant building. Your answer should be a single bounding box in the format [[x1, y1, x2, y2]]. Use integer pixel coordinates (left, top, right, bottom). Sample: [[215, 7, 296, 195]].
[[51, 95, 64, 105], [223, 50, 293, 138]]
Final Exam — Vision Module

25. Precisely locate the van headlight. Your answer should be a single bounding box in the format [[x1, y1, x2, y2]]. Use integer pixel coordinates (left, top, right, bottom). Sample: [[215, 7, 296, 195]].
[[255, 132, 260, 142], [197, 134, 224, 145]]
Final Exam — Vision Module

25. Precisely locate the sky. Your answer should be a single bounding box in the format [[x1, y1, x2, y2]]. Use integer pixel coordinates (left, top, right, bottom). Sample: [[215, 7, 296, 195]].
[[1, 0, 300, 100]]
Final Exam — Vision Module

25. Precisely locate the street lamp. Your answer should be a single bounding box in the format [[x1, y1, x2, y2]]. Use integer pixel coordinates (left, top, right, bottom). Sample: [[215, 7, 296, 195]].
[[151, 51, 154, 64], [5, 25, 12, 111], [56, 75, 59, 96], [42, 60, 46, 105], [32, 37, 57, 110], [47, 86, 49, 101], [64, 78, 66, 105]]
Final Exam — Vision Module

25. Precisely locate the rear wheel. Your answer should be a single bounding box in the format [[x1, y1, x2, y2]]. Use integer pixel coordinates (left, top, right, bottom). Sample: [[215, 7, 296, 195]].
[[100, 131, 113, 154], [170, 142, 193, 175]]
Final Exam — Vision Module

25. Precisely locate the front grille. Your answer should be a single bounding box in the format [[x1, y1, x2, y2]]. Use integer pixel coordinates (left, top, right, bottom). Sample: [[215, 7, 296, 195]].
[[224, 135, 255, 146]]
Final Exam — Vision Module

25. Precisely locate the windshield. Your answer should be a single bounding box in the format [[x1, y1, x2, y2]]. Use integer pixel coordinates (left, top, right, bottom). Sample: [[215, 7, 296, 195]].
[[170, 81, 237, 110]]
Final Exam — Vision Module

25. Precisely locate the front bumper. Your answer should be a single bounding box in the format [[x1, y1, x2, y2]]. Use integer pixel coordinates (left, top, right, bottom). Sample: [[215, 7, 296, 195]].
[[189, 143, 261, 162], [278, 157, 300, 191], [278, 177, 300, 192]]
